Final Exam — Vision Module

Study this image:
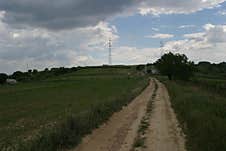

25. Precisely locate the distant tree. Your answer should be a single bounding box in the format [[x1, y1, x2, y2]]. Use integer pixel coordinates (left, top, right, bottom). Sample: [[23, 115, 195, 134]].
[[44, 68, 49, 72], [155, 52, 194, 80], [136, 65, 145, 71], [71, 67, 78, 71], [0, 73, 8, 84], [33, 69, 38, 74], [12, 71, 23, 79]]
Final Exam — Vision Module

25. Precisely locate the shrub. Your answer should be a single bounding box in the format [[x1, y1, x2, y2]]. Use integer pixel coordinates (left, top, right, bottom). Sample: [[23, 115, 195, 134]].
[[0, 73, 8, 84]]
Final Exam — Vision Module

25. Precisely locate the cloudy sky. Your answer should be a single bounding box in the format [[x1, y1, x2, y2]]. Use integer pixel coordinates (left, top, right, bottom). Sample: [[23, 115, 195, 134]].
[[0, 0, 226, 73]]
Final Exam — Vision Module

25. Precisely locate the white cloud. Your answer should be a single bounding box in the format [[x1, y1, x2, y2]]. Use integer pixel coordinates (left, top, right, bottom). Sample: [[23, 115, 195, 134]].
[[138, 0, 225, 15], [204, 24, 226, 43], [183, 24, 226, 43], [178, 25, 196, 29], [162, 39, 226, 63], [0, 15, 118, 73], [183, 32, 206, 41], [0, 0, 224, 30], [1, 0, 226, 73], [152, 28, 159, 31], [112, 46, 161, 65], [146, 33, 174, 39], [161, 23, 226, 63]]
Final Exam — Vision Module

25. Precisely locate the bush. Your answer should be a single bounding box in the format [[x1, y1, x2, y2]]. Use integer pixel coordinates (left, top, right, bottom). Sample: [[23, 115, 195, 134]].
[[0, 73, 8, 84], [136, 65, 145, 71]]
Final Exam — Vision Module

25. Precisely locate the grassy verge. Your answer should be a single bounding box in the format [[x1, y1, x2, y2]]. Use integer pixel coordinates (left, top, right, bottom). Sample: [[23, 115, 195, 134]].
[[0, 68, 149, 151], [162, 79, 226, 151]]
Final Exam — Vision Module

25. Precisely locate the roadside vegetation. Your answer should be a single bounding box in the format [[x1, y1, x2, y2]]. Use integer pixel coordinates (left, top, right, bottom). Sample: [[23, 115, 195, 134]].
[[155, 53, 226, 151], [192, 77, 226, 97], [0, 66, 149, 151], [191, 61, 226, 97], [163, 80, 226, 151]]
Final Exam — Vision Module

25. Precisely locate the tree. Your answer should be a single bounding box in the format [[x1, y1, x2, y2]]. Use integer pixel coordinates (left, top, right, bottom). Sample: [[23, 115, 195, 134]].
[[44, 68, 49, 72], [136, 65, 145, 71], [155, 52, 194, 80], [0, 73, 8, 84], [12, 71, 23, 80], [33, 69, 38, 74]]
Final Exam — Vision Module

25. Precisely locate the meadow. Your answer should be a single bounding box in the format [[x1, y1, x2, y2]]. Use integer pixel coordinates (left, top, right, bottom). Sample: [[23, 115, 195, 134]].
[[0, 66, 149, 151], [192, 76, 226, 97], [160, 78, 226, 151]]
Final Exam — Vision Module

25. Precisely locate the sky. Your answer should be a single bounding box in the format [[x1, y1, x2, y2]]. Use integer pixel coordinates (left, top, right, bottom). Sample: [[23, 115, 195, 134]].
[[0, 0, 226, 73]]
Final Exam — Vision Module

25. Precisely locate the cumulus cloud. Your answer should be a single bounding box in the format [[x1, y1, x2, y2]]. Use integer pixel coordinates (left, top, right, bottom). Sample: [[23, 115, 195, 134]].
[[162, 39, 226, 63], [146, 33, 174, 39], [162, 23, 226, 63], [0, 15, 118, 73], [0, 0, 226, 73], [204, 24, 226, 43], [138, 0, 225, 16], [183, 24, 226, 43], [183, 32, 206, 41], [112, 46, 161, 65], [0, 0, 137, 30], [0, 0, 225, 29]]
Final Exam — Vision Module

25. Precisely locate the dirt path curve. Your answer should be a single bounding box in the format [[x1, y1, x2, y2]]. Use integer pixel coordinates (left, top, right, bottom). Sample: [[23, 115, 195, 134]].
[[72, 80, 155, 151], [145, 80, 187, 151]]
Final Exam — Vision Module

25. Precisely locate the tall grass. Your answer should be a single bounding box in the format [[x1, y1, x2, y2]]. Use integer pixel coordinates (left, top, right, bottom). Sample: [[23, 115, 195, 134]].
[[0, 75, 149, 151], [163, 80, 226, 151], [192, 77, 226, 97]]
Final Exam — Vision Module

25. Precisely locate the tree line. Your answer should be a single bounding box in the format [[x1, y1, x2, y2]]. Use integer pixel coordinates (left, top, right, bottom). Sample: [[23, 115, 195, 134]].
[[1, 52, 226, 84], [0, 65, 131, 84]]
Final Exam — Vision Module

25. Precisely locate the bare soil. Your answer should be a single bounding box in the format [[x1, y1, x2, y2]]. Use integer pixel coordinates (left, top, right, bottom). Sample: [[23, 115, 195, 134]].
[[144, 80, 187, 151]]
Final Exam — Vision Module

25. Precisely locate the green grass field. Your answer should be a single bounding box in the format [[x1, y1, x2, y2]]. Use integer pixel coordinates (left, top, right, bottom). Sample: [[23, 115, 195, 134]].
[[162, 79, 226, 151], [0, 67, 148, 150], [192, 76, 226, 97]]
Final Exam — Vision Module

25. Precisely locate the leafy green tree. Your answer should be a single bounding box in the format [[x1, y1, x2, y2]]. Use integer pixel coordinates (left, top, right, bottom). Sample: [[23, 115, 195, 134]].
[[155, 52, 194, 80], [0, 73, 8, 84]]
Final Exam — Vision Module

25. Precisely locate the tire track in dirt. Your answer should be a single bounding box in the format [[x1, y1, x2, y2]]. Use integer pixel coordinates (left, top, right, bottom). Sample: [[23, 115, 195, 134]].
[[71, 80, 155, 151], [144, 80, 187, 151]]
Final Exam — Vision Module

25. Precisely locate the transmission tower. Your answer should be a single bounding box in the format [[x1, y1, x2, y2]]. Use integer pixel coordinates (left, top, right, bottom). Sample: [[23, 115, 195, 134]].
[[160, 41, 164, 56], [108, 39, 112, 65]]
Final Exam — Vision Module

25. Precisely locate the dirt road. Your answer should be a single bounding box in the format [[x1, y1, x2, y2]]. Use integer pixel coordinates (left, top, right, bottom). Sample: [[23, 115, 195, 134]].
[[144, 80, 187, 151], [71, 79, 187, 151]]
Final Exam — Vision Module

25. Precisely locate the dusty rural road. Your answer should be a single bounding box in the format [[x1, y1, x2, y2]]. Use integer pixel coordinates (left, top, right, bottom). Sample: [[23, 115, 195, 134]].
[[71, 79, 187, 151], [144, 80, 187, 151]]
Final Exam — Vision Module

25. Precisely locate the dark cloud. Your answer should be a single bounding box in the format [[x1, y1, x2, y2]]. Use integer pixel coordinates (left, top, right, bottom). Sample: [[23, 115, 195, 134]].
[[0, 0, 136, 30], [0, 0, 225, 29]]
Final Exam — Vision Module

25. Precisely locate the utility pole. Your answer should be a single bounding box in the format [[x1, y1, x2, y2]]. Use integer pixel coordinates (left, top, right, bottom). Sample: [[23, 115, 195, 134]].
[[108, 39, 112, 65]]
